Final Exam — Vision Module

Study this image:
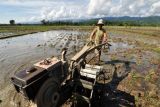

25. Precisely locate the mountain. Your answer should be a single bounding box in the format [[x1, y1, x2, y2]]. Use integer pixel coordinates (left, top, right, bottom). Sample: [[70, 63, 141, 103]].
[[68, 16, 160, 26], [101, 16, 160, 26], [12, 16, 160, 26]]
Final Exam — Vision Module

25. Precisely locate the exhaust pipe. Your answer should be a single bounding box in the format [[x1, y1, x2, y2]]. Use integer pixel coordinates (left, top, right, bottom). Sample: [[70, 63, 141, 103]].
[[61, 48, 67, 61]]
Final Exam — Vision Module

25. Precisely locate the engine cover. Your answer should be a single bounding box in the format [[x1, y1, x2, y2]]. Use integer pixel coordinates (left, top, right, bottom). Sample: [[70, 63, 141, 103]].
[[11, 57, 62, 100]]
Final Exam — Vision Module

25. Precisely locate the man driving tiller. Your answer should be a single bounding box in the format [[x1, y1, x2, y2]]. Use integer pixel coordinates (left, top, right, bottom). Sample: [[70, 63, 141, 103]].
[[89, 19, 109, 64]]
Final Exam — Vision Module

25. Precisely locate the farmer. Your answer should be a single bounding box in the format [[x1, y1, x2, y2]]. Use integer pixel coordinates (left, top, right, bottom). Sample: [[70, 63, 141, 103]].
[[89, 19, 108, 64]]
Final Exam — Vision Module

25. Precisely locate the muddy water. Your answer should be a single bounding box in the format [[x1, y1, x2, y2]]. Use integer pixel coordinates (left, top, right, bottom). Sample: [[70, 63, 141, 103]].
[[0, 30, 88, 85], [0, 30, 89, 106], [109, 42, 133, 53], [0, 30, 134, 89], [1, 30, 159, 107]]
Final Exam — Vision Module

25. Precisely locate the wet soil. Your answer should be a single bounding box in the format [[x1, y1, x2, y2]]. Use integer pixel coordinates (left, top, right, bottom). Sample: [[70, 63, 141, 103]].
[[0, 29, 160, 107]]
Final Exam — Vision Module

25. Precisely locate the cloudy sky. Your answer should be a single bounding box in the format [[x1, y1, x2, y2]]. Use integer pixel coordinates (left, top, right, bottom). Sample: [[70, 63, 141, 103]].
[[0, 0, 160, 23]]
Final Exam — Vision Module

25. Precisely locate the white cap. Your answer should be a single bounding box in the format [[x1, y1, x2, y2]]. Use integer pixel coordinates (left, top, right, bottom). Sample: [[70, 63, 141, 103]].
[[97, 19, 104, 25]]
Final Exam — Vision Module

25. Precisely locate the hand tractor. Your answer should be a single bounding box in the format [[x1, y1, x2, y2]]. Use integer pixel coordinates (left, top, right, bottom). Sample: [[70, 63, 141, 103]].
[[11, 42, 110, 107]]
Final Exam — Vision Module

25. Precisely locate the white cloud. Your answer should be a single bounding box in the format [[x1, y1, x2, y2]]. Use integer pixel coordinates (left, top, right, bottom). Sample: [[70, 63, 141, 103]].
[[150, 1, 160, 15], [1, 0, 160, 23], [26, 0, 160, 22], [37, 5, 87, 21], [87, 0, 160, 17], [87, 0, 112, 16]]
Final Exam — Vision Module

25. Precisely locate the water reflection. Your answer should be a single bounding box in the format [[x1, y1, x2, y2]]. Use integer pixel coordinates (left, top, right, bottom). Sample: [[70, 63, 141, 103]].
[[0, 30, 88, 88]]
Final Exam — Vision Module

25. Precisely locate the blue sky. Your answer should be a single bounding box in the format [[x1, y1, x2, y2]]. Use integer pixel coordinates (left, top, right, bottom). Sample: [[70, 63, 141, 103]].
[[0, 0, 160, 24]]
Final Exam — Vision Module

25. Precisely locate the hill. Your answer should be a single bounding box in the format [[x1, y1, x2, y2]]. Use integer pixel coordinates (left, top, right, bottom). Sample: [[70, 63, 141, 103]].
[[44, 16, 160, 26]]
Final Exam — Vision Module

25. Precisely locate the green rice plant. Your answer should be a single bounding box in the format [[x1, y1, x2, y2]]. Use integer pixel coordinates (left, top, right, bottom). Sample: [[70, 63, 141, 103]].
[[153, 47, 160, 54]]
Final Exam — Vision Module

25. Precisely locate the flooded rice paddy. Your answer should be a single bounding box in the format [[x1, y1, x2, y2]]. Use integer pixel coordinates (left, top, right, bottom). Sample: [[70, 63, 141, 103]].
[[0, 30, 88, 87], [0, 30, 160, 107]]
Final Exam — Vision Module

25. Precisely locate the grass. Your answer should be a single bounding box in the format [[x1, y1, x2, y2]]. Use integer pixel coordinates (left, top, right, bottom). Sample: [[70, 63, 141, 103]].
[[0, 25, 160, 35], [0, 25, 102, 39], [153, 47, 160, 54], [0, 25, 92, 33]]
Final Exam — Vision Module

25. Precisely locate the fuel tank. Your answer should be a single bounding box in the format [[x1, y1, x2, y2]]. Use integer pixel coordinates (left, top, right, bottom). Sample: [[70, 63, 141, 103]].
[[11, 57, 64, 100]]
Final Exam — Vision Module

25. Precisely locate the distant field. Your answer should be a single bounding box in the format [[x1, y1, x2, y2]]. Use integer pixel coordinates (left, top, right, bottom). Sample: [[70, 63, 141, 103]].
[[107, 26, 160, 37], [0, 25, 160, 39], [0, 25, 75, 39]]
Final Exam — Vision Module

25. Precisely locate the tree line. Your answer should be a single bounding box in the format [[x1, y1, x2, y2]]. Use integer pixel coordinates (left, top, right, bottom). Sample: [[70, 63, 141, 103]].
[[2, 19, 159, 26], [40, 19, 160, 26]]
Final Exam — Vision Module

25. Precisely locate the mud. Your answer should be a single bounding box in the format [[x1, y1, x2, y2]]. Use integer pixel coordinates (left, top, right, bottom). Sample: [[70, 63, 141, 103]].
[[0, 30, 88, 107], [0, 29, 160, 107], [0, 32, 15, 38]]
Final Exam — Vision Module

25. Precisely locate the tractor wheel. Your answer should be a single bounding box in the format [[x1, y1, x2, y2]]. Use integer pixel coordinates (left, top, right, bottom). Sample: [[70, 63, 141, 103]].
[[35, 78, 60, 107]]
